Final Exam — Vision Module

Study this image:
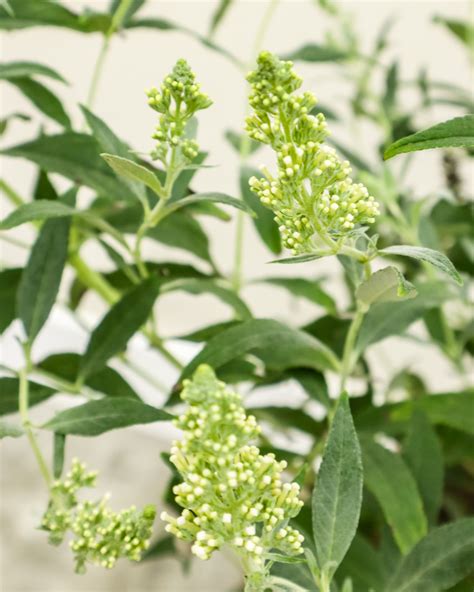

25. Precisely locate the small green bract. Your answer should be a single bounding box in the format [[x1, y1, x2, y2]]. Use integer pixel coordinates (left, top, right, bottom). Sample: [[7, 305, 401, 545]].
[[161, 365, 304, 585], [246, 51, 380, 254]]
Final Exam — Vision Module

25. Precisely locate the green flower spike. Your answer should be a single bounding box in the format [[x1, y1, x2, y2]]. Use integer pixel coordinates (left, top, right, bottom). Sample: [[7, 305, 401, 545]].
[[246, 51, 380, 255], [146, 58, 212, 167], [161, 365, 304, 590], [41, 459, 156, 574]]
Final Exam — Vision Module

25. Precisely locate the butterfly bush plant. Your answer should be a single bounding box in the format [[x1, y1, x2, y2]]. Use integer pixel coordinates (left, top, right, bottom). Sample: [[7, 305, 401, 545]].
[[1, 1, 473, 591]]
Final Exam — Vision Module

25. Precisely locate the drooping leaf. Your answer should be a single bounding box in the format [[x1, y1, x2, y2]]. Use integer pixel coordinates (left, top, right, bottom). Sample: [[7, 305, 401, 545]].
[[38, 353, 140, 400], [78, 278, 160, 380], [312, 393, 363, 578], [43, 398, 172, 436], [0, 377, 55, 416], [178, 318, 340, 384], [404, 410, 444, 525], [17, 217, 70, 342], [386, 518, 474, 592], [6, 77, 71, 128], [3, 133, 137, 201], [356, 266, 417, 306], [259, 277, 337, 314], [0, 60, 67, 82], [240, 166, 281, 255], [0, 200, 75, 229], [283, 43, 349, 62], [355, 282, 454, 353], [362, 439, 427, 555], [384, 115, 474, 159], [0, 268, 21, 333], [380, 245, 462, 285]]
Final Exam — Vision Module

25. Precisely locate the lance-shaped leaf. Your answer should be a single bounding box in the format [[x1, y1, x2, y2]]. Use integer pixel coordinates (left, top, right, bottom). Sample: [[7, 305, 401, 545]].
[[164, 192, 254, 218], [17, 216, 70, 342], [282, 43, 350, 62], [43, 398, 172, 436], [386, 518, 474, 592], [101, 153, 164, 197], [379, 245, 462, 285], [0, 200, 75, 229], [362, 439, 427, 555], [0, 377, 56, 415], [78, 278, 160, 380], [0, 61, 67, 82], [312, 393, 363, 579], [403, 410, 444, 525], [0, 268, 21, 333], [356, 266, 417, 306], [383, 115, 474, 159], [53, 433, 66, 478]]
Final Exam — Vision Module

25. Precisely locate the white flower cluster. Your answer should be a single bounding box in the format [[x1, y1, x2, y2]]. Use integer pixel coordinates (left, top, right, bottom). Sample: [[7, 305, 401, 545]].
[[146, 58, 212, 166], [246, 51, 379, 254], [41, 459, 156, 574], [161, 365, 304, 569]]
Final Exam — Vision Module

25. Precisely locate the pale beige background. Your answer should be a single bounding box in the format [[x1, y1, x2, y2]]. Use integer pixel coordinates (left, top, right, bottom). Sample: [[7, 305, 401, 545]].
[[1, 1, 472, 591]]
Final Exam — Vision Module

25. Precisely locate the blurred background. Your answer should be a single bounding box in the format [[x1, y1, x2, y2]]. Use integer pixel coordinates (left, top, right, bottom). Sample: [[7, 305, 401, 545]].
[[1, 1, 471, 590]]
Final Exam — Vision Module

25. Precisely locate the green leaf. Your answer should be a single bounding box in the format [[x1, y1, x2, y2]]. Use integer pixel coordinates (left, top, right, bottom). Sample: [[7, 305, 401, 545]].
[[164, 192, 254, 218], [250, 406, 324, 437], [259, 277, 337, 314], [101, 153, 163, 197], [162, 278, 252, 320], [310, 103, 339, 121], [208, 0, 233, 36], [79, 278, 160, 380], [0, 200, 75, 229], [290, 368, 330, 408], [0, 377, 55, 415], [38, 353, 140, 400], [270, 253, 322, 264], [330, 139, 374, 173], [240, 166, 281, 255], [355, 282, 454, 353], [42, 398, 172, 436], [383, 115, 474, 159], [6, 77, 71, 128], [282, 43, 349, 62], [225, 129, 261, 155], [142, 535, 175, 561], [0, 60, 67, 82], [0, 111, 30, 136], [356, 266, 417, 306], [379, 245, 462, 285], [312, 393, 363, 578], [362, 439, 427, 555], [108, 0, 145, 26], [433, 15, 474, 51], [386, 518, 474, 592], [52, 432, 66, 478], [0, 268, 21, 333], [2, 133, 136, 201], [33, 169, 58, 200], [404, 411, 443, 525], [178, 318, 340, 383], [17, 217, 70, 342], [0, 419, 24, 439], [337, 534, 385, 592]]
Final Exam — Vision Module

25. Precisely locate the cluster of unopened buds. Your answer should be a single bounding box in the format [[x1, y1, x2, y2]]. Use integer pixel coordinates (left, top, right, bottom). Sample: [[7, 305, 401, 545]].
[[146, 58, 212, 166], [161, 365, 304, 573], [41, 459, 156, 574], [246, 51, 379, 254]]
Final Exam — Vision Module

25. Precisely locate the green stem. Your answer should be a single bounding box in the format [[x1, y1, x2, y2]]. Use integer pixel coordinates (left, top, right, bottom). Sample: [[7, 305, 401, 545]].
[[69, 251, 120, 304], [0, 178, 24, 207], [340, 307, 366, 392], [19, 350, 53, 489], [143, 327, 183, 371]]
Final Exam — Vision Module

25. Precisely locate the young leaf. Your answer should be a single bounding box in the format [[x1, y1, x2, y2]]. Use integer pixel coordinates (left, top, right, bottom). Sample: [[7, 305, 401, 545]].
[[387, 518, 474, 592], [0, 377, 55, 416], [384, 115, 474, 160], [6, 77, 71, 128], [179, 318, 340, 382], [42, 398, 172, 436], [240, 166, 281, 255], [283, 43, 349, 62], [78, 278, 160, 380], [380, 245, 462, 285], [52, 432, 66, 478], [312, 393, 363, 579], [355, 281, 454, 353], [2, 133, 136, 201], [17, 217, 70, 342], [0, 200, 75, 229], [404, 410, 444, 525], [164, 192, 254, 217], [362, 439, 427, 555], [356, 266, 417, 306], [0, 268, 21, 333], [259, 277, 337, 315], [0, 60, 67, 82], [101, 153, 163, 197]]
